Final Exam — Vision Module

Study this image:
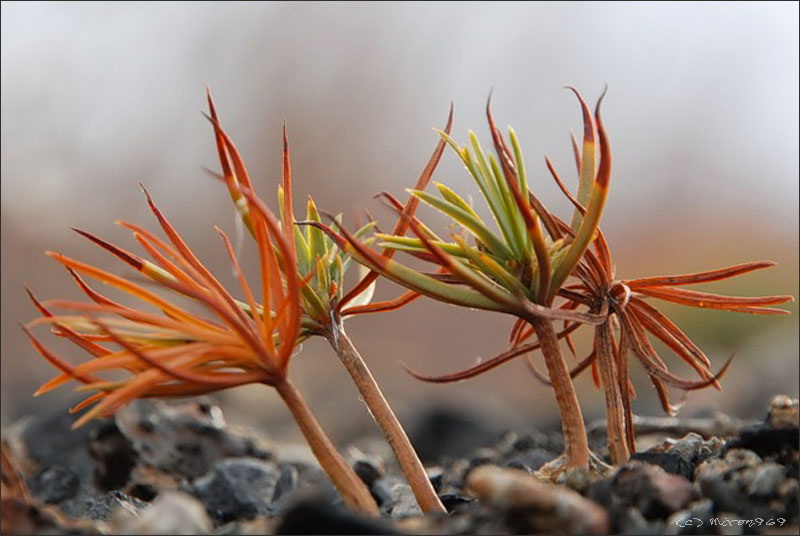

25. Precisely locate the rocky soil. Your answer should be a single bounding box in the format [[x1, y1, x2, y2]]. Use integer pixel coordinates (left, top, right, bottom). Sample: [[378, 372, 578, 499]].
[[1, 395, 797, 535]]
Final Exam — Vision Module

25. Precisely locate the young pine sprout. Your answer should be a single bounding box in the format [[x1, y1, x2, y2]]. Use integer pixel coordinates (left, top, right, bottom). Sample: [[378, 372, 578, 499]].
[[510, 129, 794, 465], [310, 90, 613, 473], [204, 90, 447, 513], [397, 89, 794, 469], [23, 186, 378, 516]]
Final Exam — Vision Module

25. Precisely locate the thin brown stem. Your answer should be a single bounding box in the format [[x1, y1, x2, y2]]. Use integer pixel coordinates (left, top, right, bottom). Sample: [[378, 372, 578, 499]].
[[596, 321, 631, 464], [326, 319, 446, 513], [274, 378, 379, 516], [527, 315, 590, 468]]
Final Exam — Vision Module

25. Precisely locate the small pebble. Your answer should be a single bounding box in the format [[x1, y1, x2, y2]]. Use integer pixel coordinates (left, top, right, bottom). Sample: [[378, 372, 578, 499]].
[[697, 448, 797, 521], [466, 465, 608, 534], [87, 490, 147, 521], [767, 395, 799, 429], [438, 493, 475, 513], [604, 462, 695, 519], [748, 463, 786, 497], [632, 432, 724, 481], [371, 476, 422, 518], [113, 490, 211, 535], [116, 399, 269, 479], [30, 466, 81, 504], [353, 457, 384, 488], [272, 464, 299, 504], [191, 458, 281, 523]]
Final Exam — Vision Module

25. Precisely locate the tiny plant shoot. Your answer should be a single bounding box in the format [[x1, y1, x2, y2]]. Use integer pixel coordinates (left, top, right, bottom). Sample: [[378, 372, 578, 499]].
[[24, 168, 378, 514], [392, 89, 793, 473]]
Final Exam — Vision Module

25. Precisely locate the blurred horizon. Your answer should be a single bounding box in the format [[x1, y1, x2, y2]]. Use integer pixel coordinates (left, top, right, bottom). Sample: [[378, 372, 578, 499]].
[[2, 2, 797, 442]]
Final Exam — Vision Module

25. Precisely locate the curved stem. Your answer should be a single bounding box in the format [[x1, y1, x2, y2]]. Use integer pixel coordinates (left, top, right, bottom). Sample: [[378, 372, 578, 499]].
[[527, 316, 590, 468], [596, 321, 630, 464], [274, 378, 379, 516], [326, 318, 446, 513]]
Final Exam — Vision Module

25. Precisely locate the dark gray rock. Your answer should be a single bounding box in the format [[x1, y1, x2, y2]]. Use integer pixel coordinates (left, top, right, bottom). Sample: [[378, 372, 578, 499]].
[[86, 490, 147, 521], [590, 462, 695, 521], [748, 463, 786, 497], [371, 476, 421, 518], [20, 411, 101, 518], [21, 411, 103, 469], [353, 456, 384, 488], [29, 466, 81, 504], [438, 493, 476, 513], [115, 399, 272, 480], [632, 433, 723, 481], [725, 426, 798, 458], [191, 458, 281, 523], [697, 448, 798, 521], [632, 451, 695, 481], [272, 464, 299, 505]]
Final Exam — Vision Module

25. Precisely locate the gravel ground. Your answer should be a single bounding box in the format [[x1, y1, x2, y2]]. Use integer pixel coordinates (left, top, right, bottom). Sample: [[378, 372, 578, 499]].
[[1, 395, 797, 535]]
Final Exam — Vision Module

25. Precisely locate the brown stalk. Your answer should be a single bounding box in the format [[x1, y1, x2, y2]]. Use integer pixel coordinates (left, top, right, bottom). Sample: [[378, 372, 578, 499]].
[[326, 317, 445, 513], [595, 321, 630, 464], [525, 315, 589, 468], [274, 378, 379, 516]]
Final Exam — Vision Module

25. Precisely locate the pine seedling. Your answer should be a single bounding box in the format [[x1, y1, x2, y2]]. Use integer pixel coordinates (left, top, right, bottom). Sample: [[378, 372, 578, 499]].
[[24, 185, 379, 515], [403, 89, 793, 468]]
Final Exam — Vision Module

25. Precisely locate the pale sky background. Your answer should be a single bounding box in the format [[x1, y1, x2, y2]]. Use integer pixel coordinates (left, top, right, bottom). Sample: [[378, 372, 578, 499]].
[[2, 2, 797, 439]]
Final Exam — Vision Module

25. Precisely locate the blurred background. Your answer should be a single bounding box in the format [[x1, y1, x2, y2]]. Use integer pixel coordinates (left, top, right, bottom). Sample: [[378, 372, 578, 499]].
[[2, 2, 797, 447]]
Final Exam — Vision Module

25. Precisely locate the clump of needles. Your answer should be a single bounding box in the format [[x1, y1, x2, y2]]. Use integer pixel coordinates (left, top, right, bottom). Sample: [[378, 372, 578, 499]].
[[374, 89, 794, 474], [23, 86, 793, 518], [24, 154, 379, 515]]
